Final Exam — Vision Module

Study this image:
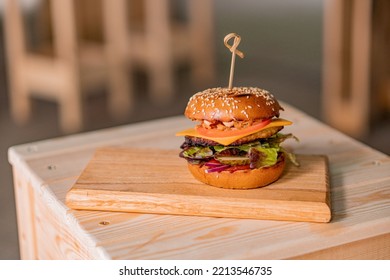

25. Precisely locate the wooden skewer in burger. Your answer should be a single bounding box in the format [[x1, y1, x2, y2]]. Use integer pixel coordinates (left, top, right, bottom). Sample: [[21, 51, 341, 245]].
[[176, 33, 298, 189]]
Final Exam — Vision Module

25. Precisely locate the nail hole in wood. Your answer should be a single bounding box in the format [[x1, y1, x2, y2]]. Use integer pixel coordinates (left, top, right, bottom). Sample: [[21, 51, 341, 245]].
[[47, 165, 56, 170], [99, 221, 110, 226]]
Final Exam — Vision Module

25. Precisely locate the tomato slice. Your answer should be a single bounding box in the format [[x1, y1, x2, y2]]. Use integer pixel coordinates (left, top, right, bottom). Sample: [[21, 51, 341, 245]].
[[195, 119, 272, 138]]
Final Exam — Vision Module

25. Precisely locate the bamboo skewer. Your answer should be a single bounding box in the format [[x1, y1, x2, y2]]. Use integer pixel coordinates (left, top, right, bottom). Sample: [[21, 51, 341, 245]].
[[224, 33, 245, 89]]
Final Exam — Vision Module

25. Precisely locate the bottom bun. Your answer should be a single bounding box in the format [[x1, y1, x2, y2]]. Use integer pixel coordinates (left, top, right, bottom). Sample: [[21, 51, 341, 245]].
[[187, 154, 286, 189]]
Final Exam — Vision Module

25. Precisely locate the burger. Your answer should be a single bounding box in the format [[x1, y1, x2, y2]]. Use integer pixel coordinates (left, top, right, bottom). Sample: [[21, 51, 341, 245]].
[[176, 87, 298, 189]]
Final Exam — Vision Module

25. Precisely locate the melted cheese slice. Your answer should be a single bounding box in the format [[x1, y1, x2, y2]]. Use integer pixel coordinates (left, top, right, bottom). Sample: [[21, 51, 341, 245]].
[[176, 118, 292, 146]]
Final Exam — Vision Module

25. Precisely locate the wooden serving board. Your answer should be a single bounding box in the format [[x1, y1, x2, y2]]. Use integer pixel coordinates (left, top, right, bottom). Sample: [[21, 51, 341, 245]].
[[66, 147, 331, 223]]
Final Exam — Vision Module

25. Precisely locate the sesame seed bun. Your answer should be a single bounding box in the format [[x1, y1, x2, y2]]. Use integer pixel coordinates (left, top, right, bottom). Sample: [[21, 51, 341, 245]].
[[185, 87, 284, 122], [187, 153, 286, 189]]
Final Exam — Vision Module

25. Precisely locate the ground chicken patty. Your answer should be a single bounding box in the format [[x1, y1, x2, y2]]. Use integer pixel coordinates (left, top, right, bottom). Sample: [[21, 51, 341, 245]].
[[181, 126, 283, 147]]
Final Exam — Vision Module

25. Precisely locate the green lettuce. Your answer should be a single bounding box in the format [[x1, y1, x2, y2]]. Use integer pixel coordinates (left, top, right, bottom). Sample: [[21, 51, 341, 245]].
[[249, 146, 280, 168], [182, 146, 213, 159]]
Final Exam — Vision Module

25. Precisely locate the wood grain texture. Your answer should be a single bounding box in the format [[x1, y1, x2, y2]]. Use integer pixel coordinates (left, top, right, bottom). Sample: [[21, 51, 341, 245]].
[[66, 148, 330, 223], [8, 103, 390, 259]]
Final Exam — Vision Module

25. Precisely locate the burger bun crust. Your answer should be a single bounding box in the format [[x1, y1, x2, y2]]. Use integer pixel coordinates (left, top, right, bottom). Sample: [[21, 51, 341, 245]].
[[185, 87, 283, 122]]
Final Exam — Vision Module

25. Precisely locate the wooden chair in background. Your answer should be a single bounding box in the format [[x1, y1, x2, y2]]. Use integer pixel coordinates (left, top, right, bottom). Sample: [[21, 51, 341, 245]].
[[322, 0, 390, 138], [4, 0, 215, 133], [5, 0, 85, 133]]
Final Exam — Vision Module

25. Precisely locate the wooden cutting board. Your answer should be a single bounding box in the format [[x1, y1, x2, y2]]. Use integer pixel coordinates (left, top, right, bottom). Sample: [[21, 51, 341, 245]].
[[66, 147, 331, 223]]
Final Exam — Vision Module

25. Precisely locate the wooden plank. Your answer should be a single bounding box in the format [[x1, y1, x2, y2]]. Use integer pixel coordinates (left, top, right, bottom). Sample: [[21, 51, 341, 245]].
[[12, 170, 38, 259], [66, 147, 331, 223], [33, 184, 99, 259], [291, 233, 390, 260]]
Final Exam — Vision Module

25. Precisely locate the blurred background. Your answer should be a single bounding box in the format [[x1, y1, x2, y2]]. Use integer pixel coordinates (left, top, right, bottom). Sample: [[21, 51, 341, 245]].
[[0, 0, 389, 259]]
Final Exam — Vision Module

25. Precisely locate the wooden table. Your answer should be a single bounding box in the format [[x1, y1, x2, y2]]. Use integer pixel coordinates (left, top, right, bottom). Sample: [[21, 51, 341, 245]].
[[8, 103, 390, 259]]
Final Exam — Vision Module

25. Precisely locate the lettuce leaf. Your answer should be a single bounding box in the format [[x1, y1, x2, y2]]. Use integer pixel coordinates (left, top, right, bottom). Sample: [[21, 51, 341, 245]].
[[267, 133, 299, 147], [249, 146, 280, 168], [182, 146, 213, 159]]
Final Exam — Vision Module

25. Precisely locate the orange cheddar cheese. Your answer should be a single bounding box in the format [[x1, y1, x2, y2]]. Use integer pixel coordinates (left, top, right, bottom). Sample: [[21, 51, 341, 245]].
[[176, 118, 292, 146]]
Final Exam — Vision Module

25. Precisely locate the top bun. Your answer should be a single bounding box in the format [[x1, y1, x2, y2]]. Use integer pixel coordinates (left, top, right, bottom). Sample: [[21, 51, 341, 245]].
[[185, 87, 283, 122]]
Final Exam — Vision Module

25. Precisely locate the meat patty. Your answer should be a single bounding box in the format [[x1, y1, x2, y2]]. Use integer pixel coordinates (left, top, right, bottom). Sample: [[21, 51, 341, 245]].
[[181, 126, 283, 148]]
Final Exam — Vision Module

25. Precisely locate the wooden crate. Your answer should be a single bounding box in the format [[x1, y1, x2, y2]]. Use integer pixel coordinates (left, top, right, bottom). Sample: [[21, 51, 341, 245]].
[[8, 103, 390, 259]]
